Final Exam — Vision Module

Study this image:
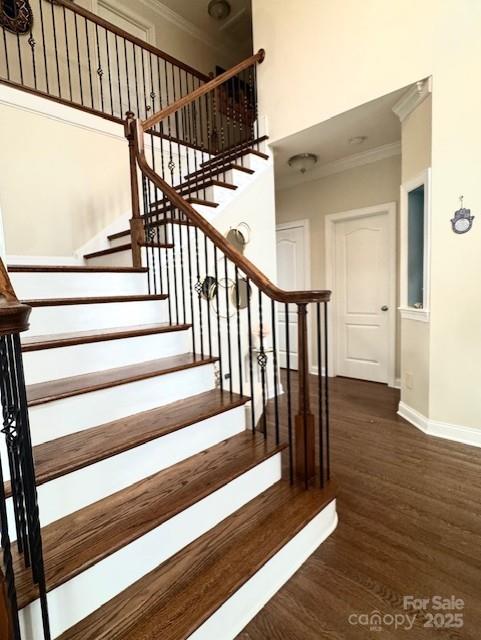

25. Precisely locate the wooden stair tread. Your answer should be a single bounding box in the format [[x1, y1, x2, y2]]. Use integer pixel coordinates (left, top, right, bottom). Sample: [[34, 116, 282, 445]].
[[7, 265, 149, 273], [14, 432, 286, 609], [84, 242, 173, 260], [10, 389, 249, 493], [148, 197, 218, 215], [26, 353, 216, 406], [21, 322, 190, 352], [151, 178, 237, 207], [200, 139, 269, 170], [108, 217, 191, 243], [23, 294, 167, 307], [183, 162, 254, 182], [59, 480, 334, 640]]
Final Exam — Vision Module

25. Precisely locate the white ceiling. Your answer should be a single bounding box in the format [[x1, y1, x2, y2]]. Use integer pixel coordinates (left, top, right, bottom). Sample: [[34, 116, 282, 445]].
[[155, 0, 253, 54], [273, 85, 411, 190]]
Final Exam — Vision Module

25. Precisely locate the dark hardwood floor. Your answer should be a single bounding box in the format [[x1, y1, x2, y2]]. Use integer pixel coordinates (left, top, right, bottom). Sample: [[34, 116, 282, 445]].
[[238, 375, 481, 639]]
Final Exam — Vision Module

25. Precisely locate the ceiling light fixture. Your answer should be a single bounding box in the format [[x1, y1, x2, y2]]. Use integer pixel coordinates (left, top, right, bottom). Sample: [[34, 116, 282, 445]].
[[208, 0, 231, 20], [287, 153, 318, 174], [349, 136, 367, 145]]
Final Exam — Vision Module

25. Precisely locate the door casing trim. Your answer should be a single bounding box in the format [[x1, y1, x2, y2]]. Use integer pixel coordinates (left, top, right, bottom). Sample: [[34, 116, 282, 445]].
[[324, 202, 397, 387]]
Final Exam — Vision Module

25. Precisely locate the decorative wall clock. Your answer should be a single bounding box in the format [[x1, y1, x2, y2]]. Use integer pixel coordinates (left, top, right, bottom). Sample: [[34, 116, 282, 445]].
[[1, 0, 33, 35], [451, 196, 475, 234]]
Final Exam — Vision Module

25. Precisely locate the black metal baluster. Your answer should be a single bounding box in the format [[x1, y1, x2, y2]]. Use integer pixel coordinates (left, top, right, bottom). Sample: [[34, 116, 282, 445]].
[[95, 23, 104, 112], [163, 60, 175, 187], [234, 267, 243, 397], [285, 303, 294, 483], [84, 18, 94, 108], [114, 34, 122, 117], [62, 6, 72, 101], [324, 302, 330, 482], [169, 209, 180, 326], [205, 236, 212, 357], [132, 44, 141, 120], [38, 0, 49, 94], [26, 23, 37, 90], [177, 209, 186, 326], [104, 29, 114, 115], [50, 0, 61, 95], [258, 290, 267, 436], [271, 298, 280, 445], [1, 26, 10, 81], [123, 39, 131, 113], [185, 217, 196, 353], [74, 13, 83, 105], [316, 303, 324, 488], [224, 257, 233, 394], [15, 32, 23, 87], [156, 57, 166, 182], [213, 247, 223, 390], [246, 278, 255, 430], [194, 227, 204, 357]]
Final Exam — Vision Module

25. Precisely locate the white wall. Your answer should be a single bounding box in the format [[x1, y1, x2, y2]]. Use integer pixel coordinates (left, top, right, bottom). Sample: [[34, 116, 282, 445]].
[[399, 96, 432, 415], [0, 91, 130, 258], [255, 0, 481, 430]]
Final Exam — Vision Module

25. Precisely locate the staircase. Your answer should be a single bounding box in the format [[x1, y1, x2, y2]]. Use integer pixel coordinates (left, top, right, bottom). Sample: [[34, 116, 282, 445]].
[[0, 8, 336, 639]]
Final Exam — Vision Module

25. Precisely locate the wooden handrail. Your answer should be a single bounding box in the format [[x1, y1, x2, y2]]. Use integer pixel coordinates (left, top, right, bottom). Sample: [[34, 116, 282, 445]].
[[130, 117, 330, 305], [50, 0, 209, 82], [142, 49, 266, 132], [0, 259, 31, 335]]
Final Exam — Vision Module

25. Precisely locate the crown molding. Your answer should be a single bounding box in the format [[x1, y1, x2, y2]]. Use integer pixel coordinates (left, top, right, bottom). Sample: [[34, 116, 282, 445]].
[[392, 77, 432, 122], [137, 0, 232, 60], [277, 141, 401, 191]]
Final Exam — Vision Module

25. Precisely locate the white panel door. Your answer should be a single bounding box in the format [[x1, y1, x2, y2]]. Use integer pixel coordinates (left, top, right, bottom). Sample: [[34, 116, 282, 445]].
[[334, 213, 391, 383], [276, 224, 307, 369]]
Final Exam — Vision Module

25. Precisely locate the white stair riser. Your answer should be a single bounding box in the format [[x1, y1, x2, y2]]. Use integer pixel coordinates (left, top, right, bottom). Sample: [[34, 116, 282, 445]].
[[242, 153, 268, 171], [190, 500, 338, 640], [25, 300, 169, 336], [19, 453, 282, 640], [23, 329, 191, 384], [28, 362, 216, 445], [10, 271, 148, 299], [84, 249, 134, 268], [109, 234, 133, 249], [6, 405, 246, 537]]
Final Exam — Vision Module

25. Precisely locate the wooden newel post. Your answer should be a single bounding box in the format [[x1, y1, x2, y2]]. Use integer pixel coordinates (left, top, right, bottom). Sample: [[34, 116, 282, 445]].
[[124, 111, 143, 269], [295, 303, 315, 486]]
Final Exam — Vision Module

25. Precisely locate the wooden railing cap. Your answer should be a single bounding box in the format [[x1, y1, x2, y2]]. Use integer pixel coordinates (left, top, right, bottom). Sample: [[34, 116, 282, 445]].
[[0, 260, 30, 335]]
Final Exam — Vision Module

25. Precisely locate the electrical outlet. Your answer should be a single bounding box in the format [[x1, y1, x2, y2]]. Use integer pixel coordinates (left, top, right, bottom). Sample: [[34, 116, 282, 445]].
[[405, 372, 413, 390]]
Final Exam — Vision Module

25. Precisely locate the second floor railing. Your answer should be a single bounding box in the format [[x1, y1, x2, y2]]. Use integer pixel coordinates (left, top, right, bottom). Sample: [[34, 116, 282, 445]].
[[0, 0, 207, 129], [0, 0, 260, 154]]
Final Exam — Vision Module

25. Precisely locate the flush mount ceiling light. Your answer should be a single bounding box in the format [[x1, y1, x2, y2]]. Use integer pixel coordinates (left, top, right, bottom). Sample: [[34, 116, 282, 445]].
[[287, 153, 318, 174], [208, 0, 231, 20], [349, 135, 367, 145]]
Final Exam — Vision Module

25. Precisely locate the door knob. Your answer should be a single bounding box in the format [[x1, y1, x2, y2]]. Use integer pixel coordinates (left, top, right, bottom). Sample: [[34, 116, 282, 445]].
[[381, 305, 389, 311]]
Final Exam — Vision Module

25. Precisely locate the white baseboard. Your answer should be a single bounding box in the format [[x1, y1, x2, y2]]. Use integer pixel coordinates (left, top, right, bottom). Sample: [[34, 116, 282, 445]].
[[190, 499, 337, 640], [309, 365, 326, 376], [392, 377, 401, 390], [398, 401, 481, 448]]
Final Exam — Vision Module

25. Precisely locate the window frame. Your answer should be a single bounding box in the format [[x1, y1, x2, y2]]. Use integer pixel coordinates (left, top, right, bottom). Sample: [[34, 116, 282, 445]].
[[399, 168, 431, 322]]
